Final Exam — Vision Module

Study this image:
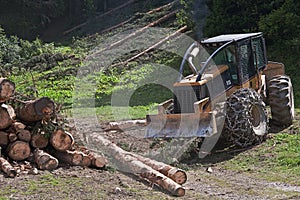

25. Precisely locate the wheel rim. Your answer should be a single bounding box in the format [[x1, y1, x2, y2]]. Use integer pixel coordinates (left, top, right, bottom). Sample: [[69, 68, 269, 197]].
[[250, 104, 267, 136], [290, 83, 295, 119]]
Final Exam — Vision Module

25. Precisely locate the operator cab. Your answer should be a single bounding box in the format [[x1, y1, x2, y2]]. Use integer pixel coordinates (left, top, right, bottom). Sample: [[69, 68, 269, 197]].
[[199, 32, 267, 86]]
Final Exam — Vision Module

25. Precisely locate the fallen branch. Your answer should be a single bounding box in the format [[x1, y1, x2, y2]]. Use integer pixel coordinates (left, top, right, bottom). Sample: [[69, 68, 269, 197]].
[[110, 25, 188, 68], [63, 0, 137, 35]]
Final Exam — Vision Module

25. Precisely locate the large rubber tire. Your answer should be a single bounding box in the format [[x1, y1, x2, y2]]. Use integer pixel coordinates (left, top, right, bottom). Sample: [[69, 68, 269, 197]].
[[268, 75, 294, 126], [224, 88, 268, 147]]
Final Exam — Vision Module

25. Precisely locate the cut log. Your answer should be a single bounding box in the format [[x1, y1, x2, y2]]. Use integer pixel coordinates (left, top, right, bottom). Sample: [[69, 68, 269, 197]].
[[130, 154, 187, 185], [0, 157, 17, 177], [89, 153, 107, 168], [0, 131, 9, 146], [106, 11, 177, 51], [50, 129, 74, 151], [34, 149, 58, 170], [17, 97, 55, 122], [108, 120, 146, 131], [17, 129, 32, 142], [147, 0, 179, 14], [0, 78, 15, 103], [0, 106, 14, 130], [136, 160, 185, 197], [8, 133, 18, 143], [88, 134, 185, 196], [31, 134, 49, 149], [110, 25, 188, 68], [51, 150, 91, 167], [7, 141, 31, 161]]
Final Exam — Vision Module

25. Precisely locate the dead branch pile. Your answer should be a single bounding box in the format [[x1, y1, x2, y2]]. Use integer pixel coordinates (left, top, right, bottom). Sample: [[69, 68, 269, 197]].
[[0, 78, 107, 177]]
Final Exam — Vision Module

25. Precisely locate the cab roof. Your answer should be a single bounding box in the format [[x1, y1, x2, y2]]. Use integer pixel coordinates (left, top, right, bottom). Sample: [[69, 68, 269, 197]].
[[201, 32, 263, 45]]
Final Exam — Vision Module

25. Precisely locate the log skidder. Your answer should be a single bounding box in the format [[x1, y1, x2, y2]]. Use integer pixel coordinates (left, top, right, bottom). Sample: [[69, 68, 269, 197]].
[[146, 32, 295, 149], [268, 75, 294, 126], [224, 88, 268, 147]]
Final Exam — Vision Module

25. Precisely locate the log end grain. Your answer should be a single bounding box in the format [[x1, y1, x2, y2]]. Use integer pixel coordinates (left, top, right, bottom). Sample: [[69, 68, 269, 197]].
[[7, 141, 31, 161], [50, 129, 74, 151]]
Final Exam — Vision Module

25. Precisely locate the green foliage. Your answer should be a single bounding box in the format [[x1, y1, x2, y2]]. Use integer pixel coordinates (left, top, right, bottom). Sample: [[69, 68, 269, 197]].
[[259, 0, 300, 45], [220, 124, 300, 185], [178, 0, 208, 40]]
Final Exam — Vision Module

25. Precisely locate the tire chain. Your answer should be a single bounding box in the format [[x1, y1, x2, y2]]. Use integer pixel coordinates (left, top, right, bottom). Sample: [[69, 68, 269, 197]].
[[224, 88, 268, 147]]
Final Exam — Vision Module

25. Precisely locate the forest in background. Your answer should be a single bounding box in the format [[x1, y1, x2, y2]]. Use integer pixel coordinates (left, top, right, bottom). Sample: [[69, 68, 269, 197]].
[[0, 0, 299, 106]]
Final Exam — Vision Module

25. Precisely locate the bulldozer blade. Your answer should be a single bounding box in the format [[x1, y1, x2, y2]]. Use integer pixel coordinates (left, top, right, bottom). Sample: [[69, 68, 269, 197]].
[[145, 112, 217, 138]]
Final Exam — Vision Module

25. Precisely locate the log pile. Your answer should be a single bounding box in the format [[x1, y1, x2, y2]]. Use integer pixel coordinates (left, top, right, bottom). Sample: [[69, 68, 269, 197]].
[[0, 78, 107, 178], [0, 78, 188, 197]]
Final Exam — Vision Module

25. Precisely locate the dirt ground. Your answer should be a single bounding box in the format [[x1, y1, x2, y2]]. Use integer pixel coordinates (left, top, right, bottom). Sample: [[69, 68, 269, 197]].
[[1, 117, 300, 200]]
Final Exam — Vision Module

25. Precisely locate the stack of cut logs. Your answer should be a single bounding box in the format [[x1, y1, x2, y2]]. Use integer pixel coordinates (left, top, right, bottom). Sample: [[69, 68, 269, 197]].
[[0, 78, 187, 197], [0, 78, 107, 178]]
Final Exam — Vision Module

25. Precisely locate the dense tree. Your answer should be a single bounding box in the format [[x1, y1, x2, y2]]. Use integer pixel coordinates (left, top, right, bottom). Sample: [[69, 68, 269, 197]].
[[259, 0, 300, 47]]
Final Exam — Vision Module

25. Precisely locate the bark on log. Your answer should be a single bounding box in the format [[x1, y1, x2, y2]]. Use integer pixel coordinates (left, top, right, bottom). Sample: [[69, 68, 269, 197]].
[[50, 129, 74, 151], [0, 131, 9, 146], [11, 122, 26, 131], [7, 141, 31, 161], [108, 120, 146, 131], [88, 134, 185, 196], [31, 134, 49, 149], [17, 129, 32, 142], [0, 106, 14, 130], [50, 150, 91, 167], [130, 154, 187, 185], [106, 11, 176, 51], [0, 78, 15, 103], [89, 153, 107, 168], [17, 97, 55, 122], [34, 149, 58, 170], [0, 157, 17, 177], [147, 0, 179, 14]]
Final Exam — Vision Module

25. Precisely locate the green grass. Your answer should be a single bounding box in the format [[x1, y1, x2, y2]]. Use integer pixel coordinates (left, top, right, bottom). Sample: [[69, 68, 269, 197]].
[[221, 131, 300, 185]]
